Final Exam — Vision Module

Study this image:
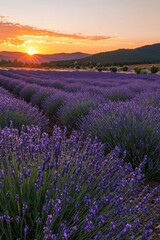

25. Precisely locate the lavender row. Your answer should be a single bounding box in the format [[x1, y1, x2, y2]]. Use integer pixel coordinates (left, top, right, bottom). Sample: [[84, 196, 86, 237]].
[[80, 99, 160, 179], [0, 92, 48, 130], [0, 86, 12, 96], [0, 125, 159, 239], [0, 70, 160, 96], [0, 70, 159, 129], [0, 70, 160, 179]]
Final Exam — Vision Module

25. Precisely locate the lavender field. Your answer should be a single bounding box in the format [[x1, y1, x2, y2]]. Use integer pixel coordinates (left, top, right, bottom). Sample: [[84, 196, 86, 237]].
[[0, 70, 160, 239]]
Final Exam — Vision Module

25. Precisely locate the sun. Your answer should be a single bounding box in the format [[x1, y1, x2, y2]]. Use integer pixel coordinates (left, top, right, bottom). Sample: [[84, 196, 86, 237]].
[[27, 49, 37, 56]]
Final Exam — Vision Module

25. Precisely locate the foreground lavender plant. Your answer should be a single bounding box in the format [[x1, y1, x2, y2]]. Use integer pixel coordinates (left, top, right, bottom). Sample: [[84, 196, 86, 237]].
[[0, 94, 48, 130], [0, 125, 159, 239], [42, 90, 69, 120], [31, 88, 54, 108], [133, 90, 160, 108], [19, 84, 40, 102], [80, 100, 160, 179], [57, 93, 104, 129], [0, 87, 11, 96]]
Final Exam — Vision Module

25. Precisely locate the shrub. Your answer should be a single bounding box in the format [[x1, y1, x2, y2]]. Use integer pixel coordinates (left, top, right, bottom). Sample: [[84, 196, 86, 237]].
[[150, 65, 159, 74], [105, 87, 134, 101], [97, 67, 103, 72], [31, 89, 53, 108], [80, 101, 160, 179], [42, 91, 68, 120], [0, 94, 48, 130], [6, 80, 20, 92], [64, 83, 82, 93], [110, 66, 117, 72], [89, 64, 93, 69], [57, 94, 95, 129], [0, 87, 11, 96], [0, 125, 159, 239], [95, 65, 103, 72], [140, 68, 150, 74], [121, 65, 128, 72], [13, 82, 26, 96], [75, 64, 81, 70], [134, 91, 160, 108], [51, 81, 65, 90], [20, 84, 39, 102], [134, 67, 143, 74]]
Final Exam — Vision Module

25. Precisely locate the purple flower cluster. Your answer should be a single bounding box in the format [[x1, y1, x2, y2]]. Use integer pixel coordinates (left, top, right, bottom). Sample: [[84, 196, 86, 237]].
[[0, 70, 159, 131], [0, 69, 159, 179], [19, 84, 40, 102], [0, 70, 159, 105], [104, 86, 135, 101], [0, 93, 48, 130], [42, 90, 69, 120], [133, 90, 160, 108], [0, 125, 159, 239], [81, 100, 160, 179], [0, 86, 11, 96], [30, 87, 54, 108], [57, 92, 104, 129]]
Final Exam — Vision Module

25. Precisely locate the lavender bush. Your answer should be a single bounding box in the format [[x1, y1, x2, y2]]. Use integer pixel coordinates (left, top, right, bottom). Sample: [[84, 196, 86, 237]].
[[0, 125, 159, 239], [51, 81, 66, 90], [42, 91, 68, 120], [13, 82, 27, 96], [20, 84, 39, 102], [6, 80, 21, 92], [0, 87, 11, 96], [57, 93, 97, 129], [105, 87, 134, 101], [0, 94, 48, 130], [80, 101, 160, 179], [133, 91, 160, 108], [31, 88, 54, 108]]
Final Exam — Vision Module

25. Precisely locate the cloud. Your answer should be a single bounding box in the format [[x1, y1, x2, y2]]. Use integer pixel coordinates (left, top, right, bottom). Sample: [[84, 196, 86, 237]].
[[0, 19, 113, 46], [0, 38, 24, 46], [0, 15, 10, 21]]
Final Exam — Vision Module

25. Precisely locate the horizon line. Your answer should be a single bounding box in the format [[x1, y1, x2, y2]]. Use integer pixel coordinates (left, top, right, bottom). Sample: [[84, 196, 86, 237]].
[[0, 42, 160, 55]]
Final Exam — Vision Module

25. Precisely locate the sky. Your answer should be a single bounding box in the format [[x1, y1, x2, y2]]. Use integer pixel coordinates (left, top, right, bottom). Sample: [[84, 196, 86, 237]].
[[0, 0, 160, 54]]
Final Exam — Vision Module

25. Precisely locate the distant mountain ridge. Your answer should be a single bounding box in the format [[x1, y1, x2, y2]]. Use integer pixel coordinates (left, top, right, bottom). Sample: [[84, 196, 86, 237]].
[[0, 51, 91, 63], [50, 43, 160, 66], [0, 43, 160, 65]]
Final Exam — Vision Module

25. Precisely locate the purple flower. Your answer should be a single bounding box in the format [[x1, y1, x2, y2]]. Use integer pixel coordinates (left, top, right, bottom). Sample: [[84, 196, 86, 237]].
[[22, 202, 28, 215], [0, 124, 159, 239], [24, 225, 28, 233]]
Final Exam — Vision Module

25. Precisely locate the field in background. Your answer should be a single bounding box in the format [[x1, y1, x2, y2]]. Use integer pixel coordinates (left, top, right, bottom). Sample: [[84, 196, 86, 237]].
[[128, 63, 160, 68]]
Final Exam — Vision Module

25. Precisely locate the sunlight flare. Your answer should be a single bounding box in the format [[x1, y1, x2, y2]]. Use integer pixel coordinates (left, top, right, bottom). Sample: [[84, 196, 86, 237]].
[[27, 49, 37, 55]]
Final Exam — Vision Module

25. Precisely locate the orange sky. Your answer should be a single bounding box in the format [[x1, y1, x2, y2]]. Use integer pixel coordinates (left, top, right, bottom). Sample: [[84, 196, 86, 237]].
[[0, 0, 160, 54], [0, 19, 114, 54]]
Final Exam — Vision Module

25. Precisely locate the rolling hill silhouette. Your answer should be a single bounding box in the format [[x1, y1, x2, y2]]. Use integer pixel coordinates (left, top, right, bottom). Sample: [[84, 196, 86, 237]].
[[50, 43, 160, 66], [0, 51, 91, 63]]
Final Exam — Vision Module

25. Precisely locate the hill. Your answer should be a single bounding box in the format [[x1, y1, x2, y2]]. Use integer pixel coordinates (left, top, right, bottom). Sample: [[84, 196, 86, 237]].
[[0, 51, 91, 63], [50, 43, 160, 67]]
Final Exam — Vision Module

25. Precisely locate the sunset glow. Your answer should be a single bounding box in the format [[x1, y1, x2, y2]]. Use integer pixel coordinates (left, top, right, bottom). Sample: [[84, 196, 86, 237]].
[[0, 0, 160, 54], [27, 49, 37, 55]]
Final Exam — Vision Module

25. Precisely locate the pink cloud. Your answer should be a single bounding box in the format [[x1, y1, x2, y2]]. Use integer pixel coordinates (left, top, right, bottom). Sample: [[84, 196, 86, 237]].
[[0, 18, 113, 46]]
